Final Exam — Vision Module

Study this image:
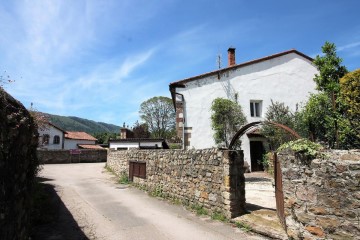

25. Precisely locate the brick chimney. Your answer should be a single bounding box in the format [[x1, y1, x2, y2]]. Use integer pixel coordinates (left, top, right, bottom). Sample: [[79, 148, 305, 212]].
[[228, 47, 236, 67]]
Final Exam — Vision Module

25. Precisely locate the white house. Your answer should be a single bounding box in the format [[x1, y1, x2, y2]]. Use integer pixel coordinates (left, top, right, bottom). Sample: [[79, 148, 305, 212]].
[[38, 123, 65, 150], [109, 138, 169, 150], [109, 127, 169, 150], [64, 131, 98, 150], [169, 48, 318, 171]]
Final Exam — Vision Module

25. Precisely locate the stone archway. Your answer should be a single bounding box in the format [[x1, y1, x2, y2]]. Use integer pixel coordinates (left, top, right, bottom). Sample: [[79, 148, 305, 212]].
[[228, 121, 300, 150], [229, 121, 300, 235]]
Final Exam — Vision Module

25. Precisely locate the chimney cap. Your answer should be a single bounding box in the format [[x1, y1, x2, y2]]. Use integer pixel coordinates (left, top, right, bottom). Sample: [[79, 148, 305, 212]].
[[228, 47, 236, 52]]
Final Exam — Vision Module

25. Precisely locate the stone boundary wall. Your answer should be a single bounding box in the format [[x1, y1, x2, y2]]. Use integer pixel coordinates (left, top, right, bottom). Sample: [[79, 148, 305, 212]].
[[38, 149, 107, 164], [107, 149, 245, 218], [278, 149, 360, 240]]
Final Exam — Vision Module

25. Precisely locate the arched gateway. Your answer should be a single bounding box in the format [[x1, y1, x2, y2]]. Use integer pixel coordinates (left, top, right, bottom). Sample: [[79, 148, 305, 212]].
[[229, 121, 300, 230]]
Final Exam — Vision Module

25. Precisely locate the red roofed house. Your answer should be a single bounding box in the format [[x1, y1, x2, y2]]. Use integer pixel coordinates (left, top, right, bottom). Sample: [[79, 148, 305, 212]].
[[64, 131, 99, 150]]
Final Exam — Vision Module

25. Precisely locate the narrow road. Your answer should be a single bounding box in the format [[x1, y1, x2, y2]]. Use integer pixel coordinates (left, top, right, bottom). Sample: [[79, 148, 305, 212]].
[[40, 163, 265, 240]]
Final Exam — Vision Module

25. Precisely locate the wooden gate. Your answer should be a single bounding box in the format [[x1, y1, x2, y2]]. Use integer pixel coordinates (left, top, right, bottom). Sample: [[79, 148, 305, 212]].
[[274, 152, 286, 230], [129, 161, 146, 181]]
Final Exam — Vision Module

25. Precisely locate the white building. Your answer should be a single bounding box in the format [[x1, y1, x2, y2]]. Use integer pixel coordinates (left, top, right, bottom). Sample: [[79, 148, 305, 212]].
[[169, 48, 318, 171], [109, 138, 168, 150], [38, 123, 99, 150], [38, 123, 65, 149], [109, 127, 169, 150], [64, 131, 98, 150]]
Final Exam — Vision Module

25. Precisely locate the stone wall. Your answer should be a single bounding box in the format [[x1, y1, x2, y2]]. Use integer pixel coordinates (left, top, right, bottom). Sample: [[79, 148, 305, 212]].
[[107, 149, 245, 218], [0, 89, 39, 240], [38, 149, 107, 164], [278, 149, 360, 240]]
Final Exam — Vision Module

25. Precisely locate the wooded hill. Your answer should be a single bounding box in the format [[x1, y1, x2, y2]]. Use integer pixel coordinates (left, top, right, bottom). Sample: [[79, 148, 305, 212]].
[[46, 113, 120, 134]]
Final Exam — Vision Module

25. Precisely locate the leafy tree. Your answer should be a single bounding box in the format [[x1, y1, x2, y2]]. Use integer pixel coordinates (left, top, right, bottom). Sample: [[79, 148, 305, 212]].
[[340, 69, 360, 131], [29, 103, 50, 131], [93, 132, 117, 144], [132, 121, 151, 138], [261, 100, 296, 150], [139, 96, 175, 138], [312, 41, 348, 148], [210, 98, 246, 148], [339, 69, 360, 146]]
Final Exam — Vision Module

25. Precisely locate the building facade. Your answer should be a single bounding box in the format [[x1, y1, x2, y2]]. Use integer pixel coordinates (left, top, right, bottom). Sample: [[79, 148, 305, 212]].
[[169, 48, 318, 171]]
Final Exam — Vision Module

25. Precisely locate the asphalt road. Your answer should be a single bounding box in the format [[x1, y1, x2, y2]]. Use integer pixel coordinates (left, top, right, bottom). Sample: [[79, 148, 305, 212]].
[[40, 163, 265, 240]]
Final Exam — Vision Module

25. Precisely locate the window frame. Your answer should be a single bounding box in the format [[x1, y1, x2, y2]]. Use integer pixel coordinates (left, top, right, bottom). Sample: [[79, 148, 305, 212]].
[[53, 135, 60, 144], [250, 100, 262, 118]]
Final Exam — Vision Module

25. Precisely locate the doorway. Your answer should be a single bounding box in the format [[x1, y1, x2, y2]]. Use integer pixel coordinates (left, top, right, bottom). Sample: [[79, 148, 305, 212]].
[[250, 141, 265, 171]]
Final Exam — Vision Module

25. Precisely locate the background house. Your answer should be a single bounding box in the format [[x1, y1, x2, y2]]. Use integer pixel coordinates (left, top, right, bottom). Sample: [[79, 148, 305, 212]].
[[169, 47, 318, 171], [64, 131, 98, 149], [38, 123, 65, 149], [109, 127, 169, 150]]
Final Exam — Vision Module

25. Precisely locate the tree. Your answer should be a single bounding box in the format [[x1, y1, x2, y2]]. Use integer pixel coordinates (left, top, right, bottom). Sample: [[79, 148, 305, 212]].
[[340, 69, 360, 145], [93, 132, 117, 144], [28, 103, 50, 131], [132, 121, 151, 138], [210, 98, 247, 148], [340, 69, 360, 129], [313, 41, 348, 148], [139, 96, 175, 138], [261, 100, 296, 150]]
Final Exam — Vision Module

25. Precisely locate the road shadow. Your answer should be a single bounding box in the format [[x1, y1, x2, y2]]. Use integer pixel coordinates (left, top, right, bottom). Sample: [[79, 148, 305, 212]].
[[31, 179, 89, 240]]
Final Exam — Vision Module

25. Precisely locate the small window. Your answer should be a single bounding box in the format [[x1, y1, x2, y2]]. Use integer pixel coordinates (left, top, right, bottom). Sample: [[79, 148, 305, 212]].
[[43, 134, 50, 145], [53, 135, 60, 144], [250, 101, 262, 117]]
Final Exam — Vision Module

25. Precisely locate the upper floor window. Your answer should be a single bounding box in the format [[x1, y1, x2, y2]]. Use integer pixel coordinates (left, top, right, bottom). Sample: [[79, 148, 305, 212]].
[[250, 100, 262, 117], [43, 134, 50, 145], [53, 135, 60, 144]]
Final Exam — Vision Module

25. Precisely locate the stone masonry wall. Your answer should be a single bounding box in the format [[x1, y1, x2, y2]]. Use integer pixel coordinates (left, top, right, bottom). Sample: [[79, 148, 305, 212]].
[[107, 149, 245, 218], [38, 149, 107, 164], [278, 149, 360, 240], [0, 89, 39, 240]]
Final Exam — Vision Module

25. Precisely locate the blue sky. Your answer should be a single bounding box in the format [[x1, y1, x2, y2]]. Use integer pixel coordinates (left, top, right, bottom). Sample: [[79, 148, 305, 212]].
[[1, 0, 359, 126]]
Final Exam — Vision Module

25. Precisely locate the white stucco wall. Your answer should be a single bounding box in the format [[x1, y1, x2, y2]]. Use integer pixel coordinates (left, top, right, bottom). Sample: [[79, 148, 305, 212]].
[[175, 53, 318, 169], [109, 141, 164, 150], [64, 139, 95, 150], [38, 125, 64, 150]]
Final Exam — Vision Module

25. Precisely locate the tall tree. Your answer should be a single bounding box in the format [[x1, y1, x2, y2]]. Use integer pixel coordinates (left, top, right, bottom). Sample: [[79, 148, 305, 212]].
[[313, 41, 348, 147], [139, 96, 175, 138], [132, 121, 151, 138], [210, 98, 247, 148]]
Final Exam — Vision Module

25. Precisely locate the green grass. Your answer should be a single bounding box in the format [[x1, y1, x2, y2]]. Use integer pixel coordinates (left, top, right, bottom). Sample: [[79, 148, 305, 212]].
[[235, 221, 252, 232], [191, 204, 208, 216], [211, 212, 227, 222]]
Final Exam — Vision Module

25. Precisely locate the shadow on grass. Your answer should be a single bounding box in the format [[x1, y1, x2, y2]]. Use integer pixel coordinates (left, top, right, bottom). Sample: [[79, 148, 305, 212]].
[[31, 179, 89, 240]]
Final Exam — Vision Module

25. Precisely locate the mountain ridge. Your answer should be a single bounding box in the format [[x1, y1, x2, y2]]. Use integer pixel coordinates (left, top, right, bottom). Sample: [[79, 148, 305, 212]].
[[46, 113, 120, 134]]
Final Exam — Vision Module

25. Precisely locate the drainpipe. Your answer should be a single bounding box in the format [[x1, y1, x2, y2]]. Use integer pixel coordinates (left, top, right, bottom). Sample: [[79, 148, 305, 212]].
[[176, 93, 186, 150]]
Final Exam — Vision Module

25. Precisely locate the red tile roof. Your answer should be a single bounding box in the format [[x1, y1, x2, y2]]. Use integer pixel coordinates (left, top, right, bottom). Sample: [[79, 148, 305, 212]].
[[65, 132, 97, 141], [78, 144, 103, 149]]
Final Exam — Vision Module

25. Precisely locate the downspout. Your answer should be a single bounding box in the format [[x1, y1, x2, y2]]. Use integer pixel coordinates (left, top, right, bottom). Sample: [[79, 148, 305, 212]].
[[177, 93, 185, 150], [169, 84, 186, 150]]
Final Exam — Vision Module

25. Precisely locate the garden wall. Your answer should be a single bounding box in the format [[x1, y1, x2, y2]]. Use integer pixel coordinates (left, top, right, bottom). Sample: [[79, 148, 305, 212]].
[[278, 149, 360, 240], [107, 149, 245, 218], [0, 89, 39, 240], [37, 149, 107, 164]]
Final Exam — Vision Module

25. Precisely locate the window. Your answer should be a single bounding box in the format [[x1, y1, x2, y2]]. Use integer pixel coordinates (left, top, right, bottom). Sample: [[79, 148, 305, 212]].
[[42, 134, 50, 145], [53, 135, 60, 144], [250, 100, 262, 117]]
